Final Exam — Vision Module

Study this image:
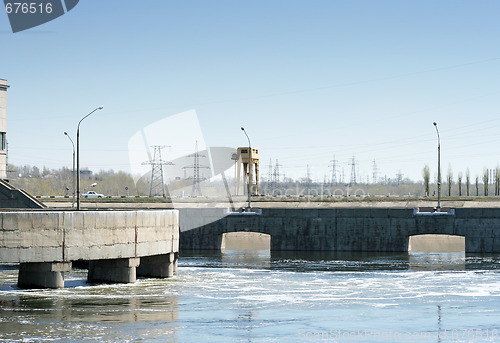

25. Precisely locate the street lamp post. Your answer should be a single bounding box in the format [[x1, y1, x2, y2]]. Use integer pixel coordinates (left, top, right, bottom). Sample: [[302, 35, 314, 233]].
[[433, 122, 441, 212], [64, 132, 76, 208], [76, 106, 103, 210], [241, 127, 252, 211]]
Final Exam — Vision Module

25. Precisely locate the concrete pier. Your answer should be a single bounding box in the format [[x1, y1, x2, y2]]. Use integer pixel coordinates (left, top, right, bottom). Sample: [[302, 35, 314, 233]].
[[18, 262, 71, 289], [88, 258, 140, 284], [221, 232, 271, 251], [409, 234, 465, 253], [137, 253, 178, 278], [0, 210, 179, 288]]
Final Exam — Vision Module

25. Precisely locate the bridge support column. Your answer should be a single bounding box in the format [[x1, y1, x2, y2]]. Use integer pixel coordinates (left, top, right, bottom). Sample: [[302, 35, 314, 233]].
[[87, 258, 140, 284], [18, 262, 72, 289], [137, 252, 178, 278], [173, 252, 178, 274]]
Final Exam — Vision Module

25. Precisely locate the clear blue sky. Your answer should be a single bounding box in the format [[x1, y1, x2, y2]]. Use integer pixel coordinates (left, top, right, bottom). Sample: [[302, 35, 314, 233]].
[[1, 1, 500, 183]]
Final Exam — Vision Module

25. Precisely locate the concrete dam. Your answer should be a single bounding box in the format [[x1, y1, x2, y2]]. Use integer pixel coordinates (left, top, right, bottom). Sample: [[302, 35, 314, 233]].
[[179, 207, 500, 253], [2, 204, 500, 289]]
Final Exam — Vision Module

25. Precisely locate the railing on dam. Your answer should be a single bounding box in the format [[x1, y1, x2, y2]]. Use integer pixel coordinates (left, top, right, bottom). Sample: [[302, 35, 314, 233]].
[[0, 210, 179, 289]]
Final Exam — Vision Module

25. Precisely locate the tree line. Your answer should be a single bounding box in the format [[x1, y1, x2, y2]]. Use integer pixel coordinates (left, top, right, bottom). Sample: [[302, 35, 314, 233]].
[[6, 163, 500, 198], [422, 165, 500, 197], [7, 165, 150, 197]]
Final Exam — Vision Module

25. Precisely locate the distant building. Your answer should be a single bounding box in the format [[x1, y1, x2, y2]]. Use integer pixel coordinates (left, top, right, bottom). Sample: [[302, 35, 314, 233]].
[[0, 79, 8, 179]]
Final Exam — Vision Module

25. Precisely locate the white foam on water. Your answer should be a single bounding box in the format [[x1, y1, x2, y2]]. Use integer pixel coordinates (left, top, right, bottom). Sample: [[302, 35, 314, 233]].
[[2, 253, 500, 342], [232, 293, 302, 305]]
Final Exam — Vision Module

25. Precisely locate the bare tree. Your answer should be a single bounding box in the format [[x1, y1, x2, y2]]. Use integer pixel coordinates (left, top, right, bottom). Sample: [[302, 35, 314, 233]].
[[447, 166, 453, 196], [422, 165, 430, 196], [466, 169, 470, 196], [458, 172, 463, 197], [496, 165, 500, 196], [483, 168, 489, 196]]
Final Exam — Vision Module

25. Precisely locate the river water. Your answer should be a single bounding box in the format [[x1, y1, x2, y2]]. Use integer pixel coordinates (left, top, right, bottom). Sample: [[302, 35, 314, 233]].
[[1, 251, 499, 342]]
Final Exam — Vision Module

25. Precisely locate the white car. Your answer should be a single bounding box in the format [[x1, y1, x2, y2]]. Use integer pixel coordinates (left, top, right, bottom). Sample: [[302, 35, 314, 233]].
[[81, 191, 105, 198]]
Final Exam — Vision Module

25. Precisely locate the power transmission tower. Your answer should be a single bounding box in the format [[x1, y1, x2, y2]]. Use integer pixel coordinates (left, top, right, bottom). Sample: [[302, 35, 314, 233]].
[[183, 141, 210, 196], [142, 145, 173, 197], [306, 164, 311, 192], [273, 159, 282, 184], [268, 158, 273, 184], [329, 155, 338, 185], [372, 159, 378, 184], [349, 154, 357, 185], [396, 170, 404, 185]]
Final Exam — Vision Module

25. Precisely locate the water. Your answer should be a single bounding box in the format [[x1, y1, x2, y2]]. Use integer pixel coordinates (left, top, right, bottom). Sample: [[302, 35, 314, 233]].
[[1, 251, 500, 342]]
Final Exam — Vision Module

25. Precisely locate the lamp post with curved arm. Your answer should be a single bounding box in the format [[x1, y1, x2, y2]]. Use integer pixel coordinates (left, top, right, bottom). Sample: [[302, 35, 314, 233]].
[[433, 122, 441, 212], [76, 106, 103, 210], [64, 131, 75, 208], [241, 127, 252, 211]]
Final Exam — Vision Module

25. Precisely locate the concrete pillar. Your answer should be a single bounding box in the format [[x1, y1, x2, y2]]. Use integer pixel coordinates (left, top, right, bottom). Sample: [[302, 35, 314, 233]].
[[137, 253, 177, 278], [18, 262, 72, 289], [173, 252, 179, 274], [87, 258, 140, 284]]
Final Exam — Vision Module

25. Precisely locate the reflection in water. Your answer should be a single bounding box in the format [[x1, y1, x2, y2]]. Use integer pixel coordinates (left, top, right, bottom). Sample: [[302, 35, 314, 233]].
[[1, 252, 500, 342], [408, 234, 466, 270], [221, 249, 271, 268], [409, 252, 466, 271], [186, 250, 476, 272], [0, 268, 180, 342], [189, 250, 474, 272], [437, 305, 442, 343]]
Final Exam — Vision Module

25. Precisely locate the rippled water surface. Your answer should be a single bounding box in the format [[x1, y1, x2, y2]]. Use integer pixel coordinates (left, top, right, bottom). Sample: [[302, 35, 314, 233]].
[[1, 251, 500, 342]]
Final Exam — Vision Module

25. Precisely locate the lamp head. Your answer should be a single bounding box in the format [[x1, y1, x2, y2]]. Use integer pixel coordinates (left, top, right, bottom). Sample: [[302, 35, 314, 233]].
[[98, 106, 104, 110], [241, 127, 245, 131], [64, 131, 68, 135], [433, 122, 437, 126]]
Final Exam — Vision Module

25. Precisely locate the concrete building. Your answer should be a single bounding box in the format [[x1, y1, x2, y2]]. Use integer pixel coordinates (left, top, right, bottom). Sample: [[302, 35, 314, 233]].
[[236, 147, 260, 195], [0, 78, 44, 208], [0, 79, 8, 179]]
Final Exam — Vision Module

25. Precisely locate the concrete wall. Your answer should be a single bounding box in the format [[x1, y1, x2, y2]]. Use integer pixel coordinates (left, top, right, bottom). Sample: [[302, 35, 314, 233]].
[[180, 208, 500, 253], [0, 210, 179, 263]]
